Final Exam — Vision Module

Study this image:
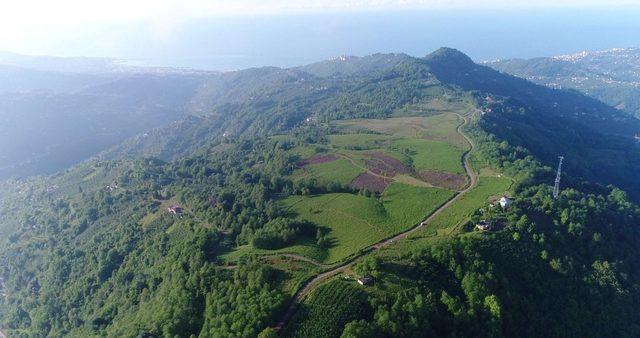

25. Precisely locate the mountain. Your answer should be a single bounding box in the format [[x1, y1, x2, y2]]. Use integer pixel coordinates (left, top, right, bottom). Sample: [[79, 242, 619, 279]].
[[1, 48, 640, 337], [0, 73, 211, 179], [296, 53, 412, 78], [109, 48, 640, 200], [484, 47, 640, 116], [426, 48, 640, 200]]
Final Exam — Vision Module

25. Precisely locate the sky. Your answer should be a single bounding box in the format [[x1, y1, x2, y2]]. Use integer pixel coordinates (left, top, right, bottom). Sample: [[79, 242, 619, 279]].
[[1, 0, 640, 70]]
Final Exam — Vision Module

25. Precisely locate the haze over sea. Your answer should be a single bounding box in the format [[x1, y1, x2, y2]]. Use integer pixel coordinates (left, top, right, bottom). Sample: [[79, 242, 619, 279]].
[[6, 7, 640, 70], [109, 8, 640, 70]]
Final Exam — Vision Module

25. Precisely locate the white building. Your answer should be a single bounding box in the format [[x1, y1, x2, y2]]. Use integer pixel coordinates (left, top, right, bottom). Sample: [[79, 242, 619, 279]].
[[499, 196, 512, 209]]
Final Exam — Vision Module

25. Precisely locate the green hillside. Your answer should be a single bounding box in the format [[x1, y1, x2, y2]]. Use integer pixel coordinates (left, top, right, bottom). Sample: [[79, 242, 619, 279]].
[[1, 48, 640, 338], [486, 48, 640, 117]]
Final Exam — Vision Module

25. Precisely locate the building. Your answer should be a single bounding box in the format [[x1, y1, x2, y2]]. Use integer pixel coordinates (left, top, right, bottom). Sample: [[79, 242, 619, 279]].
[[167, 205, 183, 215], [476, 220, 491, 231], [499, 196, 512, 209], [357, 275, 373, 286]]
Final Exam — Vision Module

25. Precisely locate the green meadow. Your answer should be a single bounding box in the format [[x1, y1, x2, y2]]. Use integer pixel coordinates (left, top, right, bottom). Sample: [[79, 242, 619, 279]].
[[390, 138, 466, 174], [292, 158, 364, 186], [222, 183, 453, 264]]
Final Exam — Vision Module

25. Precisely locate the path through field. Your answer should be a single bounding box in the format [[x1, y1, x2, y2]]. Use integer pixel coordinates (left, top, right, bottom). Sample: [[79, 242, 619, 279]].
[[275, 113, 477, 330]]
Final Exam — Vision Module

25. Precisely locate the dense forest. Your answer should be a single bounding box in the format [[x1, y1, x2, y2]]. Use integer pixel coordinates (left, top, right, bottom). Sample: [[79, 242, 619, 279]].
[[1, 48, 640, 337]]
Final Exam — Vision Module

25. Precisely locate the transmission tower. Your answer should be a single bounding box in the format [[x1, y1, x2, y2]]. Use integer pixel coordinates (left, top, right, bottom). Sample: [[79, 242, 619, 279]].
[[553, 156, 564, 199]]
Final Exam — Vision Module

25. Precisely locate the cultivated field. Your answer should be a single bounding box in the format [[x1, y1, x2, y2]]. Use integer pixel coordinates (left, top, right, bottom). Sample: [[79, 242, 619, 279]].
[[224, 112, 477, 265], [378, 175, 513, 257], [292, 158, 364, 186], [390, 138, 465, 174], [332, 113, 468, 148], [283, 280, 371, 338], [222, 183, 453, 264], [293, 114, 468, 192]]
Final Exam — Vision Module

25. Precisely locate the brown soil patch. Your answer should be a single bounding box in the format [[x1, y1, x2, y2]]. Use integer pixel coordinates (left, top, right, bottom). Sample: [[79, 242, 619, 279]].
[[297, 154, 338, 167], [364, 152, 411, 177], [419, 170, 466, 190], [350, 172, 392, 193]]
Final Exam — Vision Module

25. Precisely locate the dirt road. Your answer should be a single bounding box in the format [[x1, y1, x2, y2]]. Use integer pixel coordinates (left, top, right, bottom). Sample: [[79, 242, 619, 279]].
[[275, 114, 477, 329]]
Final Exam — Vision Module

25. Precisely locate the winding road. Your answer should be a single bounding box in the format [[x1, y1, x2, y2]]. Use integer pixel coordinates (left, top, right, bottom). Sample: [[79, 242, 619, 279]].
[[275, 114, 477, 329]]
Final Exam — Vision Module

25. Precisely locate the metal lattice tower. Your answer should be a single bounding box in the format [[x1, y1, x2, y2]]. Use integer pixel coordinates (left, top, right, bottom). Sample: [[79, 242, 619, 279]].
[[553, 156, 564, 199]]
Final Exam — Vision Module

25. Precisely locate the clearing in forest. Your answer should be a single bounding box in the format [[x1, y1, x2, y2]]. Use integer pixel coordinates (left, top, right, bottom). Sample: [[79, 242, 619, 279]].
[[224, 113, 469, 264], [222, 183, 453, 265], [332, 113, 468, 148], [294, 114, 468, 191], [278, 183, 452, 264]]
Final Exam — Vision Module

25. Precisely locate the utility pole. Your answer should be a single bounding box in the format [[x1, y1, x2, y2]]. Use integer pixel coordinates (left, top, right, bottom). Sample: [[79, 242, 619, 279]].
[[553, 156, 564, 199]]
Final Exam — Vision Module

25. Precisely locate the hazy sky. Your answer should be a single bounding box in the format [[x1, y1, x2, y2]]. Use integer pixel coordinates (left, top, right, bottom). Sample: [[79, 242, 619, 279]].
[[2, 0, 640, 69]]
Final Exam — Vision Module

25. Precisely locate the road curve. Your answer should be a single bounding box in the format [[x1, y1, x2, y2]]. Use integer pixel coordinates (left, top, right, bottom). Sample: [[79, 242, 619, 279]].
[[275, 114, 477, 330]]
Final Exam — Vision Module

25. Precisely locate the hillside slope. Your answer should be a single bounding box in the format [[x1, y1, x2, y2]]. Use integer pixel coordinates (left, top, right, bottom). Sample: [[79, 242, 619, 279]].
[[485, 47, 640, 116], [426, 48, 640, 200], [1, 48, 640, 337]]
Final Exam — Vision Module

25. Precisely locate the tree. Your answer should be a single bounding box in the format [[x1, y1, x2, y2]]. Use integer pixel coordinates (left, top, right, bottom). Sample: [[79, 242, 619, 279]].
[[341, 320, 377, 338], [257, 327, 279, 338]]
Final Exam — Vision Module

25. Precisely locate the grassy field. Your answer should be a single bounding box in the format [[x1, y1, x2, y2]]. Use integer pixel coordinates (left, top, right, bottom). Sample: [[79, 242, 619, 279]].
[[223, 112, 486, 266], [332, 113, 467, 148], [378, 175, 513, 258], [380, 182, 454, 233], [390, 138, 466, 174], [292, 158, 364, 186], [265, 255, 323, 296], [222, 183, 453, 264], [328, 134, 390, 150], [289, 145, 328, 159]]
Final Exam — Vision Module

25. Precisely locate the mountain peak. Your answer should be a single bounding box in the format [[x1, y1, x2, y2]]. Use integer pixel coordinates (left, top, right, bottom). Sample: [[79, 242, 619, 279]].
[[424, 47, 475, 67]]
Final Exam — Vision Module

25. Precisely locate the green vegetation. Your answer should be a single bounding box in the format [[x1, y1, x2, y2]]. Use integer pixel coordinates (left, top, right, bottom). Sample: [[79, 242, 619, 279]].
[[292, 158, 363, 186], [284, 280, 372, 338], [391, 138, 465, 174], [328, 134, 390, 150], [3, 47, 640, 337], [332, 114, 468, 148], [420, 176, 511, 235], [487, 49, 640, 117], [281, 184, 452, 263]]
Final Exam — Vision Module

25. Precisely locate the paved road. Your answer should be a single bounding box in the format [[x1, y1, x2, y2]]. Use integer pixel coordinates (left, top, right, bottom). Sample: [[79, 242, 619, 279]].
[[0, 328, 7, 338], [275, 114, 477, 329]]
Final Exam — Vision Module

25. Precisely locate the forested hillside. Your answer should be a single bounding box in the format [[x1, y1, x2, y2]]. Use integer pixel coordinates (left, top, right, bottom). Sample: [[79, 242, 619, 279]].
[[1, 48, 640, 337], [485, 47, 640, 117]]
